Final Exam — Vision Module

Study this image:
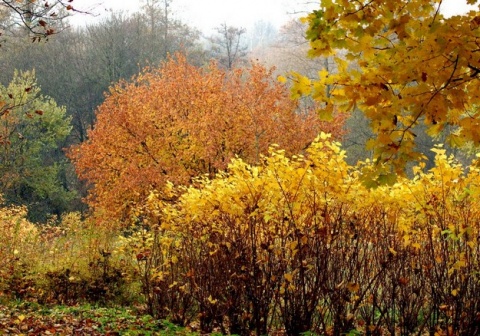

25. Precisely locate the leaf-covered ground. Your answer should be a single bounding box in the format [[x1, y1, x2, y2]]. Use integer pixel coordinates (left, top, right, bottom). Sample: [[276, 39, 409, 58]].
[[0, 301, 191, 335]]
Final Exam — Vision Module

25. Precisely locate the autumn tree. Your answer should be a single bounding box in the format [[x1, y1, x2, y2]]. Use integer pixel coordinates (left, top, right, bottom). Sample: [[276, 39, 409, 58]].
[[293, 0, 480, 184], [0, 71, 75, 222], [68, 54, 343, 225], [267, 18, 454, 167]]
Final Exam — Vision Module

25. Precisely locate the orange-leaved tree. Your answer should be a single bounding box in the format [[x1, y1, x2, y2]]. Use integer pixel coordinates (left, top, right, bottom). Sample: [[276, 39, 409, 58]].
[[68, 54, 345, 225]]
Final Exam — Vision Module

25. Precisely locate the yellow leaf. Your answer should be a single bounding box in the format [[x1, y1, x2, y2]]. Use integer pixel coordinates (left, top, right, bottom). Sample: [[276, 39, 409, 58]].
[[378, 173, 397, 186], [318, 108, 334, 121], [452, 259, 466, 269], [334, 57, 348, 73], [318, 68, 329, 82], [289, 241, 298, 251], [284, 273, 293, 283], [388, 247, 397, 256], [207, 295, 218, 304], [209, 249, 218, 256], [346, 282, 360, 293], [447, 133, 466, 148], [411, 242, 421, 249], [291, 73, 312, 98], [319, 132, 330, 140]]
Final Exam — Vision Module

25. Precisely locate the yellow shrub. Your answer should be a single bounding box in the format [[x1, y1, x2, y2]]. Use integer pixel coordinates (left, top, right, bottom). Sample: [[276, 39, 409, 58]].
[[139, 133, 480, 334]]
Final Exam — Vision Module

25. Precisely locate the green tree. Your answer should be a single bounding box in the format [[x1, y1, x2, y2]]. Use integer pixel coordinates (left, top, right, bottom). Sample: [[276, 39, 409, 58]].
[[0, 71, 74, 222], [294, 0, 480, 184]]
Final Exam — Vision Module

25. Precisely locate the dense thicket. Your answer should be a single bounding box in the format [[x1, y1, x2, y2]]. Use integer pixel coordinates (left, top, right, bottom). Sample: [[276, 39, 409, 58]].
[[128, 135, 480, 335]]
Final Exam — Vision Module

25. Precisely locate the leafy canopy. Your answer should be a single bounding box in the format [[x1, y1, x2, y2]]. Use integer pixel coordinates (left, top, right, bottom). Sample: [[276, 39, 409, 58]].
[[295, 0, 480, 183], [69, 55, 343, 226], [0, 71, 74, 222]]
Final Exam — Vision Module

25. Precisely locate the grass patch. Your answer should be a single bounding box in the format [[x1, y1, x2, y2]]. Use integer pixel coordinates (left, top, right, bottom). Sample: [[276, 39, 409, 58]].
[[0, 300, 198, 335]]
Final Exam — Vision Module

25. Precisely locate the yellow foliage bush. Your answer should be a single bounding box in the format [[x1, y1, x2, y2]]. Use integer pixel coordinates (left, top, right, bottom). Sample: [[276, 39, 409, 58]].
[[0, 200, 39, 297], [136, 133, 480, 335], [33, 213, 133, 304], [0, 207, 132, 304]]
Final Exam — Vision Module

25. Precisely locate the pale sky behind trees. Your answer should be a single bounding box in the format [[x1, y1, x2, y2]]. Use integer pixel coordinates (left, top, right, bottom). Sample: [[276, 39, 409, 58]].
[[69, 0, 309, 32], [69, 0, 479, 33]]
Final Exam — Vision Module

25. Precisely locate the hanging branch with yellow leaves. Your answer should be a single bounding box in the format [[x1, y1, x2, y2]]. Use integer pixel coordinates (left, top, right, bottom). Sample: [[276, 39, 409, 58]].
[[292, 0, 480, 183]]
